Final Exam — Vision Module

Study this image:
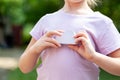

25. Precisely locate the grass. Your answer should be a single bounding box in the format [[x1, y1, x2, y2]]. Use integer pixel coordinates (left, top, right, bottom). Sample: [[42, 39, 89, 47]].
[[7, 68, 37, 80], [7, 68, 120, 80], [100, 69, 120, 80]]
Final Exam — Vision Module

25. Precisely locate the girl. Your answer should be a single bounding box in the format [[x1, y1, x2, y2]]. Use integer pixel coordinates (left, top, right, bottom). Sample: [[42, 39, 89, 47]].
[[19, 0, 120, 80]]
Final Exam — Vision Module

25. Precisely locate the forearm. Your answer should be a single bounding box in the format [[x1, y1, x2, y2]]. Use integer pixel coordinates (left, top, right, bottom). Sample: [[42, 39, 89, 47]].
[[92, 52, 120, 76], [19, 45, 42, 73]]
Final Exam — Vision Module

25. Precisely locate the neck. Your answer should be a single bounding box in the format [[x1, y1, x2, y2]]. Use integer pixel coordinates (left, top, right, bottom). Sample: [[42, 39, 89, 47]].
[[62, 1, 93, 15]]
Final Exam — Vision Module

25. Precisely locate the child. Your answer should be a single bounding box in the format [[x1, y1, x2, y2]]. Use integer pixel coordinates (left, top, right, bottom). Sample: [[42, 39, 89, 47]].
[[19, 0, 120, 80]]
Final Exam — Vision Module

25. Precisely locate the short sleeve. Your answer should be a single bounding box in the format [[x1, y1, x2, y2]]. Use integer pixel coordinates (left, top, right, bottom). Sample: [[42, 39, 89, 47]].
[[30, 16, 45, 40], [97, 21, 120, 55]]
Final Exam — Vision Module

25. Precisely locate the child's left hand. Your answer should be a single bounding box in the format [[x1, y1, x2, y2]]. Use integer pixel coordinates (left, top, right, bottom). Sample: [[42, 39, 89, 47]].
[[68, 31, 96, 61]]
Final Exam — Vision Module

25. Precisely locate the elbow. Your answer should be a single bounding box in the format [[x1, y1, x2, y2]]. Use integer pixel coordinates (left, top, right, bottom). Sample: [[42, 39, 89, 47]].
[[112, 66, 120, 76], [112, 71, 120, 76], [19, 65, 30, 74], [110, 72, 120, 76], [108, 68, 120, 76], [19, 68, 30, 74], [18, 62, 31, 74]]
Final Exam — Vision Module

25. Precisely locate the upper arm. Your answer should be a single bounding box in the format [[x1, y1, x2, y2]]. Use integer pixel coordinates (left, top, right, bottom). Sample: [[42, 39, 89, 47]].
[[108, 48, 120, 58]]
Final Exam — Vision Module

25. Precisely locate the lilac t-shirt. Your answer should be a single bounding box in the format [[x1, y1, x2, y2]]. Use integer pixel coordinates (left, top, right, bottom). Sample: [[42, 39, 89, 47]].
[[30, 10, 120, 80]]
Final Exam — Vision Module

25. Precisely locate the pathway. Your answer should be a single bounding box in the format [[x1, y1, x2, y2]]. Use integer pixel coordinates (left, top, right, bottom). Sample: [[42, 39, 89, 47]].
[[0, 48, 23, 80]]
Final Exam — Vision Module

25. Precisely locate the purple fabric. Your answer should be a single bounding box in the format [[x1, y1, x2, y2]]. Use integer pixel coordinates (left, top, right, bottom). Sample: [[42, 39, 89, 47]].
[[30, 10, 120, 80]]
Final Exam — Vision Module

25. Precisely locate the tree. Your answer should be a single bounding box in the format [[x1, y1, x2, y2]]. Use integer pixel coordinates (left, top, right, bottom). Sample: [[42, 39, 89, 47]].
[[95, 0, 120, 31], [0, 0, 25, 25]]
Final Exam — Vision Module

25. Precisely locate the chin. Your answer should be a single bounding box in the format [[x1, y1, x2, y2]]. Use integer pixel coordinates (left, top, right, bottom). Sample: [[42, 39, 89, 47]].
[[69, 0, 83, 3], [66, 0, 84, 4]]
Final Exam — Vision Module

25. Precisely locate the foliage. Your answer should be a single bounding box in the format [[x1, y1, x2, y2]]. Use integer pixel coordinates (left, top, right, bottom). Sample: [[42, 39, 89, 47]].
[[100, 69, 120, 80], [7, 68, 120, 80], [0, 0, 63, 25], [22, 0, 63, 24], [0, 0, 120, 30], [0, 0, 25, 25], [7, 68, 37, 80], [95, 0, 120, 30], [7, 60, 41, 80], [1, 0, 120, 80], [22, 23, 33, 44]]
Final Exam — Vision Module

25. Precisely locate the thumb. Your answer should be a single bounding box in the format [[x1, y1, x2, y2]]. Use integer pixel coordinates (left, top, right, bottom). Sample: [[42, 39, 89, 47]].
[[45, 30, 63, 37], [68, 45, 78, 51]]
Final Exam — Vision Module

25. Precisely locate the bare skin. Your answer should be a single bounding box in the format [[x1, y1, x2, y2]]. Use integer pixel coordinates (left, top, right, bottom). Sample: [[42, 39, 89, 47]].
[[69, 31, 120, 76], [19, 30, 62, 73], [19, 0, 120, 76]]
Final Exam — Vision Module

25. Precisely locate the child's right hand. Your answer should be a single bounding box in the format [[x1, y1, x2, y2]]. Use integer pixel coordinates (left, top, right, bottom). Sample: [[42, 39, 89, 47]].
[[33, 30, 63, 54]]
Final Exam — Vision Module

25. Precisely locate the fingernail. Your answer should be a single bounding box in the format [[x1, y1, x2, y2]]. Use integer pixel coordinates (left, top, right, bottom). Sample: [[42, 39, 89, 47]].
[[59, 44, 62, 47], [58, 44, 61, 47]]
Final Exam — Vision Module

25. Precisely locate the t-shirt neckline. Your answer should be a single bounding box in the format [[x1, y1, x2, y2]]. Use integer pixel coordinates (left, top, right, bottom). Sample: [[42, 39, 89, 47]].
[[59, 9, 100, 18]]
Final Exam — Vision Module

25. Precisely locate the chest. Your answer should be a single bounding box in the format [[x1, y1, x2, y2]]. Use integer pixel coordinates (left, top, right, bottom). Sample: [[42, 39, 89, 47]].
[[44, 17, 86, 32]]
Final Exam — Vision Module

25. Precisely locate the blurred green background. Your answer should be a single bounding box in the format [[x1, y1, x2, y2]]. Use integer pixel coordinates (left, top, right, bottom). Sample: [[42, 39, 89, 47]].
[[0, 0, 120, 80], [0, 0, 120, 47]]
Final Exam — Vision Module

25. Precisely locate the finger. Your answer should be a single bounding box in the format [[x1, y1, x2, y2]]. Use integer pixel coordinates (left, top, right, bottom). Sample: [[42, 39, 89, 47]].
[[75, 37, 88, 45], [45, 38, 61, 47], [68, 45, 74, 49], [45, 30, 63, 37], [46, 42, 59, 48], [74, 31, 88, 39], [68, 45, 78, 51], [57, 30, 64, 33]]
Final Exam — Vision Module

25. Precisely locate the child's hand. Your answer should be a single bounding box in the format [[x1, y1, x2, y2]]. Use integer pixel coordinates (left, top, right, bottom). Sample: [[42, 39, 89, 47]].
[[33, 30, 63, 53], [68, 31, 96, 61]]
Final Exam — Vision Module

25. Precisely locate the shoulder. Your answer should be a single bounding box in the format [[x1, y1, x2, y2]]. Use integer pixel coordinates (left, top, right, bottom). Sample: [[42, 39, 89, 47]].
[[39, 10, 61, 21], [94, 11, 113, 24]]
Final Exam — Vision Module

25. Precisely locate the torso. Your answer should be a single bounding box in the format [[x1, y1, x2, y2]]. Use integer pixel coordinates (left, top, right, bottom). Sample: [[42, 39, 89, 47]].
[[36, 9, 112, 80]]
